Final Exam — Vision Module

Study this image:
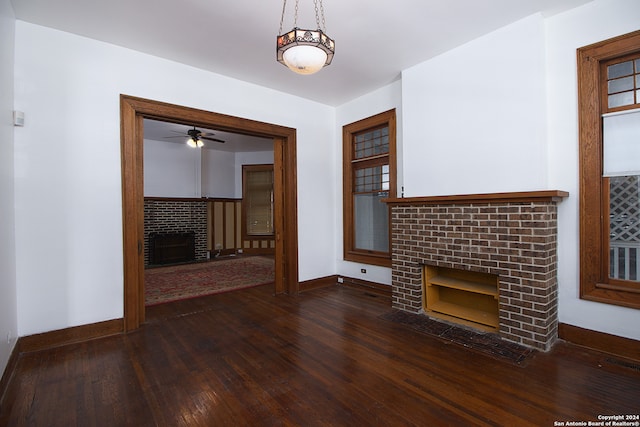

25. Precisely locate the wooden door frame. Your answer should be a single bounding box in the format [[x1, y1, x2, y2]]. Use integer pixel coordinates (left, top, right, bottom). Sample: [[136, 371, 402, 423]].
[[120, 95, 299, 331]]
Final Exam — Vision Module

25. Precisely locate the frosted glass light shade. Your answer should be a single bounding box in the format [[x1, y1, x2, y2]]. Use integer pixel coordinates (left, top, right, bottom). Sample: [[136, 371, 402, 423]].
[[282, 45, 328, 75], [277, 28, 335, 75], [187, 138, 203, 148], [603, 108, 640, 177]]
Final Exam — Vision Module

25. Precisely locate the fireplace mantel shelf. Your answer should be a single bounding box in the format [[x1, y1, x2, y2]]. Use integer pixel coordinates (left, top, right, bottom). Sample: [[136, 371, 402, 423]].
[[383, 190, 569, 206]]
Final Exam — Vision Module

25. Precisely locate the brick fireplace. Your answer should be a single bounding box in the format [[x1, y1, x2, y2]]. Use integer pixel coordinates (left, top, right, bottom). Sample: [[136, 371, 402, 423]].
[[144, 198, 208, 266], [385, 191, 568, 351]]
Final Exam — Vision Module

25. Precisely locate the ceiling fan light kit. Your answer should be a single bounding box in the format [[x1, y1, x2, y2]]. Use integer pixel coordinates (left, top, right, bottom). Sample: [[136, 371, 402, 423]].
[[276, 0, 334, 75], [163, 126, 225, 148], [187, 137, 203, 148]]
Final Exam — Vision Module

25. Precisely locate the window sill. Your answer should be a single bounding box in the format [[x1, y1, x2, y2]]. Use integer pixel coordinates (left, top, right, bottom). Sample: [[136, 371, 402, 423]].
[[344, 251, 392, 268], [581, 285, 640, 310]]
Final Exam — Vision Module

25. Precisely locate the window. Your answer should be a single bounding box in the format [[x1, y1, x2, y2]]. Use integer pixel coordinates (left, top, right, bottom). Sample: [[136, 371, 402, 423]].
[[343, 109, 396, 267], [242, 164, 274, 237], [605, 56, 640, 109], [578, 30, 640, 309]]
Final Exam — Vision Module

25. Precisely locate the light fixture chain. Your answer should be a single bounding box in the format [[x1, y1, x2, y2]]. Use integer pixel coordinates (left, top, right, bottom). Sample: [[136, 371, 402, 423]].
[[315, 0, 326, 32], [280, 0, 327, 34], [278, 0, 287, 34], [279, 0, 300, 33]]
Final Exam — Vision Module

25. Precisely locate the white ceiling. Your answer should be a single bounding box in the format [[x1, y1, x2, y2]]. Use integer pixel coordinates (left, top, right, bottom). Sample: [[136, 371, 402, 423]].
[[144, 119, 273, 152], [10, 0, 592, 106]]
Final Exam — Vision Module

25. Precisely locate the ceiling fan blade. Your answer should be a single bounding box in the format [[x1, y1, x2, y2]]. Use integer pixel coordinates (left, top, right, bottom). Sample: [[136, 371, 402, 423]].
[[201, 136, 225, 143]]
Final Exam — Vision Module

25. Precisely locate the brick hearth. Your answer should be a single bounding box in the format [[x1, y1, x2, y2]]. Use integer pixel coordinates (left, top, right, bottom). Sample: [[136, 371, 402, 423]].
[[385, 191, 568, 351]]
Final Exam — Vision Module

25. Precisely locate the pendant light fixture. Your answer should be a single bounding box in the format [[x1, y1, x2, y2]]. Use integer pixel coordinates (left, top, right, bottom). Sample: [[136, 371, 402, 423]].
[[276, 0, 335, 75]]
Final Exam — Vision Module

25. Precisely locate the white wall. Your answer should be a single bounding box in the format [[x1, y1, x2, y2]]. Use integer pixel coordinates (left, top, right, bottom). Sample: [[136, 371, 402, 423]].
[[13, 21, 335, 336], [402, 14, 548, 197], [201, 148, 236, 198], [0, 0, 17, 376], [546, 0, 640, 340], [335, 81, 403, 285], [144, 139, 201, 197], [287, 110, 339, 282], [144, 139, 273, 199]]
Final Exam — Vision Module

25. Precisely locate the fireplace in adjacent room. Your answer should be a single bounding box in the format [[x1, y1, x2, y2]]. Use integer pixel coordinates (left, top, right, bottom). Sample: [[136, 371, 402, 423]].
[[149, 232, 196, 265], [143, 198, 208, 266]]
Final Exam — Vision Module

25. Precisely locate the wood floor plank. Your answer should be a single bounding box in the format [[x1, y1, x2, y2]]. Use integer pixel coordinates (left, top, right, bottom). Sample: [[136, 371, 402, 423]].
[[1, 284, 639, 426]]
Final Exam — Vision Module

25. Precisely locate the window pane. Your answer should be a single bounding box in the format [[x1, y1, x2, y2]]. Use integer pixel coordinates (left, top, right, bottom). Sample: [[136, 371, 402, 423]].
[[354, 126, 390, 159], [602, 109, 640, 177], [605, 57, 640, 109], [608, 91, 634, 108], [354, 164, 389, 192], [608, 61, 633, 79], [375, 136, 389, 155], [382, 165, 389, 191], [609, 175, 640, 282], [354, 192, 389, 252], [608, 76, 634, 94]]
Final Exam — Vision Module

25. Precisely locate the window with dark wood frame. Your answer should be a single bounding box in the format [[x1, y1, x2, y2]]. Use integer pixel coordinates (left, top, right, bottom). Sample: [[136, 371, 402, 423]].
[[577, 30, 640, 309], [242, 164, 275, 238], [343, 109, 396, 267]]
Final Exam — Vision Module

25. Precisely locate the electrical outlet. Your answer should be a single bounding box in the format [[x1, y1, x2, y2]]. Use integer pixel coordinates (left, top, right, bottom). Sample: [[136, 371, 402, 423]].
[[361, 268, 367, 274], [6, 331, 11, 344]]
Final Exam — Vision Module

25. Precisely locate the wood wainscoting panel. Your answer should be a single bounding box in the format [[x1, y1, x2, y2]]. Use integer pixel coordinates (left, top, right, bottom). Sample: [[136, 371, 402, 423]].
[[224, 201, 236, 251], [209, 199, 241, 257], [211, 201, 223, 252]]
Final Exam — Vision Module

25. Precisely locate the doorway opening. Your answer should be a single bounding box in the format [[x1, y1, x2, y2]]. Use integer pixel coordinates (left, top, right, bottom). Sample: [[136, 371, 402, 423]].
[[121, 95, 299, 331]]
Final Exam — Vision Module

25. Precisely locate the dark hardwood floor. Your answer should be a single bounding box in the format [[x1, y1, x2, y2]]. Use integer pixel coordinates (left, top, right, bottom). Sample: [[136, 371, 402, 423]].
[[1, 284, 639, 426]]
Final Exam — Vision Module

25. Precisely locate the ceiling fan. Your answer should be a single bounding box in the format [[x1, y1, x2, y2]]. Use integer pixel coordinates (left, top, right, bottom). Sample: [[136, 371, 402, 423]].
[[164, 126, 225, 147]]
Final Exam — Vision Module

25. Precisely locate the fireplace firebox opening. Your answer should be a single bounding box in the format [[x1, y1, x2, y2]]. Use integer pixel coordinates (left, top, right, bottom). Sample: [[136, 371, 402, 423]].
[[423, 265, 499, 333], [149, 232, 196, 265]]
